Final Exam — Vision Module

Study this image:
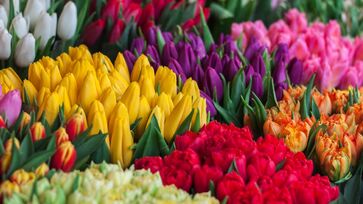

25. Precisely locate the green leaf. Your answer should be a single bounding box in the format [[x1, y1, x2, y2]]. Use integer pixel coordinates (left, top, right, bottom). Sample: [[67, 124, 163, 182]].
[[156, 28, 166, 55], [75, 133, 107, 163], [210, 3, 234, 19], [200, 7, 214, 50], [213, 101, 242, 126], [72, 125, 92, 147], [275, 159, 286, 172], [6, 137, 21, 178], [311, 98, 321, 120], [209, 180, 215, 196], [90, 140, 111, 163], [227, 159, 239, 174], [304, 124, 327, 159], [171, 110, 194, 144], [19, 133, 34, 164], [342, 152, 363, 204], [71, 174, 80, 193], [191, 110, 201, 132], [300, 74, 316, 119], [221, 197, 229, 204], [22, 150, 55, 171], [265, 76, 278, 109], [7, 0, 15, 29], [130, 118, 142, 133]]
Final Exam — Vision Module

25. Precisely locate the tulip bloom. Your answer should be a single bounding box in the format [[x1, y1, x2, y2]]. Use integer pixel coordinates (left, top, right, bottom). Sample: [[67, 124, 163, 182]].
[[50, 141, 77, 172], [0, 87, 21, 127], [34, 12, 57, 49], [82, 19, 105, 46], [0, 28, 12, 60], [54, 127, 70, 147], [57, 1, 77, 40], [24, 0, 46, 29], [15, 33, 36, 67], [30, 122, 46, 142], [10, 14, 29, 39], [0, 5, 7, 27], [66, 113, 87, 141]]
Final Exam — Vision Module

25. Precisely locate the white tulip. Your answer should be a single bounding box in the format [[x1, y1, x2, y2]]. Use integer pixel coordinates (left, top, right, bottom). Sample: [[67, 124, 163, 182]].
[[57, 1, 77, 40], [15, 33, 35, 67], [41, 0, 51, 10], [0, 19, 4, 30], [1, 0, 20, 15], [0, 5, 7, 27], [10, 13, 28, 38], [34, 12, 57, 49], [24, 0, 46, 29], [0, 28, 12, 60]]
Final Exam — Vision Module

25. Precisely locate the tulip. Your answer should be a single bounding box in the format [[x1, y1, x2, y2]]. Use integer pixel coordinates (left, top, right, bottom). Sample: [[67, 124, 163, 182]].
[[203, 67, 223, 102], [24, 0, 46, 29], [121, 82, 140, 124], [155, 92, 174, 117], [93, 52, 114, 72], [66, 113, 87, 141], [101, 0, 121, 23], [274, 43, 290, 66], [58, 73, 77, 106], [251, 54, 266, 77], [162, 42, 178, 65], [87, 100, 109, 143], [22, 80, 37, 104], [30, 122, 46, 142], [37, 87, 50, 108], [168, 59, 187, 82], [131, 54, 151, 82], [34, 12, 57, 49], [109, 19, 125, 43], [54, 127, 70, 147], [18, 112, 30, 132], [57, 1, 77, 40], [281, 121, 310, 153], [82, 19, 105, 46], [200, 91, 216, 117], [50, 141, 77, 172], [0, 88, 21, 127], [130, 37, 145, 56], [251, 73, 264, 98], [155, 67, 177, 97], [139, 77, 155, 104], [187, 33, 206, 58], [224, 57, 241, 81], [146, 45, 160, 69], [110, 108, 134, 168], [38, 92, 61, 125], [123, 50, 136, 73], [99, 87, 116, 120], [35, 163, 49, 177], [10, 169, 35, 185], [287, 58, 303, 85], [0, 5, 7, 27], [177, 43, 196, 77], [50, 66, 62, 91], [182, 78, 200, 102], [0, 138, 20, 174], [108, 70, 129, 100], [0, 68, 22, 92], [2, 0, 20, 16], [147, 106, 165, 135], [205, 52, 223, 74], [135, 96, 151, 138], [164, 95, 192, 143], [114, 52, 130, 83], [263, 119, 282, 136], [10, 13, 29, 39], [192, 64, 204, 88], [15, 33, 36, 67], [192, 97, 207, 127], [78, 71, 101, 113], [0, 28, 11, 60]]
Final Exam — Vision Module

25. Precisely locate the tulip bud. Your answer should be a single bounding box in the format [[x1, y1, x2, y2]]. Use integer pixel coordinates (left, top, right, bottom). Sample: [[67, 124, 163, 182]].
[[121, 82, 140, 124], [0, 88, 21, 127], [155, 92, 174, 117], [1, 138, 20, 174], [164, 95, 193, 143], [15, 33, 36, 67], [78, 71, 101, 113], [34, 12, 57, 49], [82, 19, 105, 46], [10, 13, 29, 39], [66, 113, 87, 141], [87, 101, 109, 146], [38, 92, 61, 125], [205, 52, 223, 74], [168, 58, 187, 82], [251, 54, 266, 77], [57, 1, 77, 40], [162, 42, 178, 65], [0, 28, 12, 60], [0, 115, 5, 128], [93, 52, 114, 72], [109, 19, 125, 43], [123, 50, 136, 73], [178, 43, 196, 77], [182, 78, 200, 102], [192, 97, 207, 127], [30, 122, 46, 142], [251, 73, 264, 98], [155, 67, 177, 97], [35, 163, 49, 177], [55, 85, 71, 117], [10, 169, 35, 185], [135, 96, 151, 138], [203, 67, 223, 102], [54, 127, 69, 146], [114, 52, 130, 82], [288, 58, 303, 85], [140, 77, 155, 104], [37, 87, 50, 107], [58, 73, 77, 106], [23, 80, 38, 104], [18, 112, 30, 131], [24, 0, 46, 29], [200, 91, 216, 117], [108, 102, 128, 135], [50, 141, 77, 172], [0, 5, 8, 27], [147, 106, 165, 135], [2, 0, 20, 16], [224, 57, 241, 81], [263, 119, 282, 136], [130, 37, 145, 56], [99, 87, 117, 120], [146, 45, 160, 69], [131, 54, 151, 82], [110, 111, 134, 168]]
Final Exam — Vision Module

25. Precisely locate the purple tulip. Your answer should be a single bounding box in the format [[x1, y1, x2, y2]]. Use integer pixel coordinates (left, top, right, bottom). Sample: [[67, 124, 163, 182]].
[[130, 37, 145, 56], [0, 88, 21, 126], [208, 44, 218, 53], [203, 67, 223, 102], [192, 64, 205, 88], [273, 61, 287, 86], [224, 57, 241, 81], [162, 42, 178, 65], [221, 55, 230, 68], [244, 37, 264, 62], [178, 43, 196, 78], [287, 58, 303, 85], [219, 34, 238, 56], [251, 73, 264, 98], [145, 27, 157, 46], [206, 52, 223, 74], [162, 32, 173, 44], [146, 45, 161, 70], [169, 59, 187, 82], [250, 54, 266, 77], [244, 65, 255, 84], [274, 43, 290, 66], [123, 50, 136, 73], [187, 33, 206, 58], [275, 82, 288, 100], [200, 91, 217, 117]]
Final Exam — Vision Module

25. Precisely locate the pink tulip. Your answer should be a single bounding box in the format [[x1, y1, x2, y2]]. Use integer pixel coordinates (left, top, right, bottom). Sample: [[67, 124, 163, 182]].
[[284, 9, 307, 33], [339, 68, 359, 89], [289, 37, 309, 60], [0, 87, 22, 126], [267, 20, 291, 49]]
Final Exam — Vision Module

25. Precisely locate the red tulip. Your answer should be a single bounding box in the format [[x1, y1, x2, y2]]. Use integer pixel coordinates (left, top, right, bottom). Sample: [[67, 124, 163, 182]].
[[30, 122, 46, 142], [216, 172, 245, 201], [82, 19, 105, 46], [66, 113, 87, 141], [193, 165, 223, 193], [54, 127, 69, 147], [101, 0, 121, 23], [108, 19, 125, 43], [134, 156, 163, 173], [50, 141, 77, 172]]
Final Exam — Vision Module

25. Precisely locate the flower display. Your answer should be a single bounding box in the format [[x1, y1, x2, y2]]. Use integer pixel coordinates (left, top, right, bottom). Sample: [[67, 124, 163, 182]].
[[231, 9, 363, 91], [135, 121, 339, 203], [3, 162, 218, 203]]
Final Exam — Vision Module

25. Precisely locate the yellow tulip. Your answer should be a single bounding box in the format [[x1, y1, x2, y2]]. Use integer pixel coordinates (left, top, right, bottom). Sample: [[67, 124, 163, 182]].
[[37, 87, 51, 108], [93, 52, 114, 72], [108, 102, 128, 135], [39, 56, 57, 70], [121, 82, 140, 124], [155, 67, 176, 97], [108, 71, 129, 100], [48, 65, 62, 91], [97, 71, 112, 92], [0, 73, 15, 94], [71, 59, 94, 88], [55, 85, 72, 117], [173, 92, 184, 106], [131, 54, 150, 82], [28, 62, 50, 90], [182, 78, 200, 102], [38, 92, 61, 125], [87, 100, 110, 146], [68, 45, 93, 62], [135, 96, 151, 139], [0, 68, 22, 91], [68, 104, 87, 119], [140, 77, 155, 104], [155, 92, 174, 117], [110, 114, 134, 168], [147, 106, 165, 136], [192, 97, 207, 127], [56, 53, 72, 76], [164, 95, 192, 143], [114, 52, 130, 82], [23, 80, 38, 105], [58, 73, 78, 106], [78, 71, 101, 113], [99, 87, 117, 120]]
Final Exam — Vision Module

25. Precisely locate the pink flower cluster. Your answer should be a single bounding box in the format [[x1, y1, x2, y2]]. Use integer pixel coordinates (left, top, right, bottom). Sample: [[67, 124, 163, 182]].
[[231, 9, 363, 91], [135, 121, 339, 204]]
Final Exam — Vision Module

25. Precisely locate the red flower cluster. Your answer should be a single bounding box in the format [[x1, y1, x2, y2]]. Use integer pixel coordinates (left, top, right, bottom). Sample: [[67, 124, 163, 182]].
[[135, 121, 339, 204], [84, 0, 209, 45]]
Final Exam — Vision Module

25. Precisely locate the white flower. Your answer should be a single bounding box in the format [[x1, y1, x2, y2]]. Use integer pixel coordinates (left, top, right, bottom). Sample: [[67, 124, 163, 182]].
[[57, 1, 77, 41], [14, 33, 35, 67], [0, 19, 5, 30], [10, 13, 28, 38], [1, 0, 20, 15], [33, 11, 57, 49], [0, 5, 8, 27], [0, 28, 12, 60], [24, 0, 46, 29]]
